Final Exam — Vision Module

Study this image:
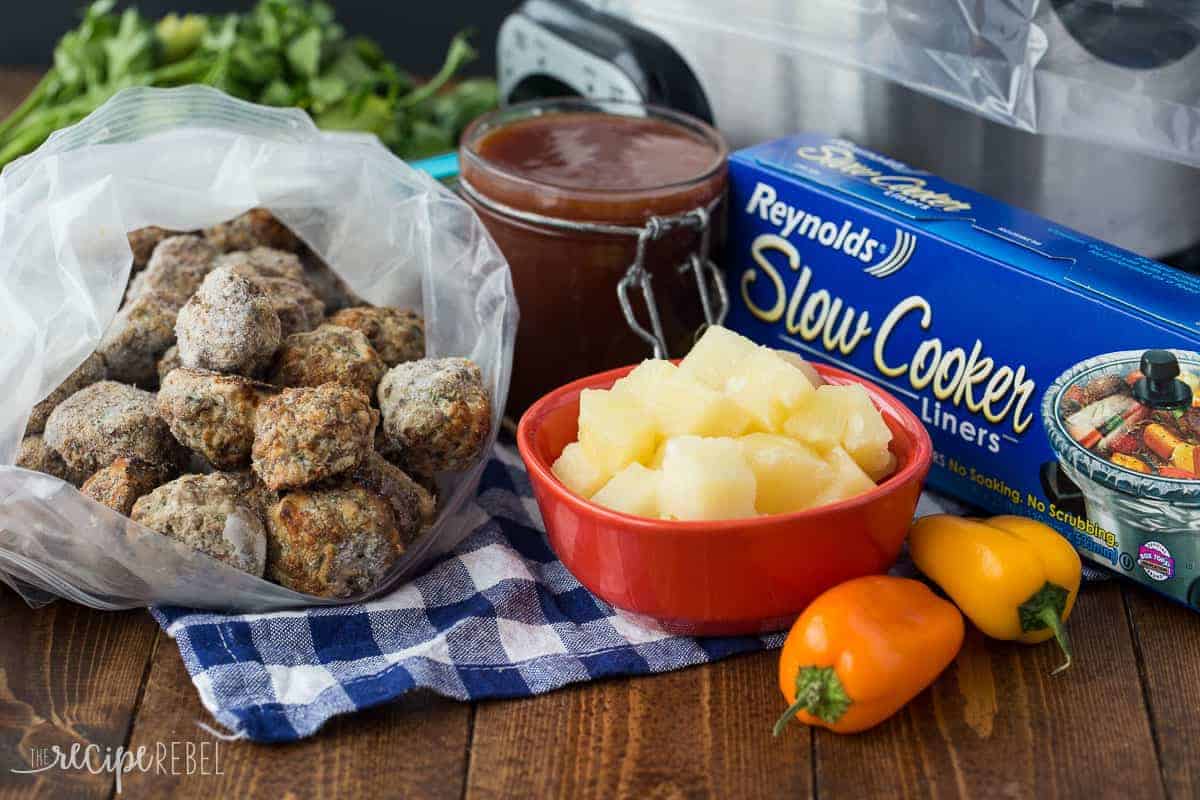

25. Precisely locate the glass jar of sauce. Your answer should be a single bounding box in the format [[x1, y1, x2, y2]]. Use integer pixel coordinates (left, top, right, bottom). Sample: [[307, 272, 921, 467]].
[[459, 98, 728, 411]]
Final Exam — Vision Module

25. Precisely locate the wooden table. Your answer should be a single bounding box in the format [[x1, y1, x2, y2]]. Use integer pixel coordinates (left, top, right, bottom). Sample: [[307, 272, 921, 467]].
[[2, 68, 1200, 800]]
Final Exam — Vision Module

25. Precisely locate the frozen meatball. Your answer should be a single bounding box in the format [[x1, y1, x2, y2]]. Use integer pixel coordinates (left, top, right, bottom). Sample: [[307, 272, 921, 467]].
[[156, 344, 182, 385], [204, 208, 301, 253], [227, 469, 279, 519], [256, 277, 325, 337], [299, 249, 365, 313], [44, 381, 183, 475], [80, 457, 173, 516], [176, 266, 282, 376], [128, 227, 185, 272], [327, 307, 425, 367], [265, 484, 401, 597], [268, 324, 385, 398], [131, 472, 268, 577], [215, 247, 307, 283], [26, 351, 107, 434], [157, 368, 270, 469], [16, 435, 91, 486], [126, 235, 218, 306], [348, 452, 437, 543], [252, 383, 377, 490], [99, 291, 180, 388], [378, 358, 491, 475]]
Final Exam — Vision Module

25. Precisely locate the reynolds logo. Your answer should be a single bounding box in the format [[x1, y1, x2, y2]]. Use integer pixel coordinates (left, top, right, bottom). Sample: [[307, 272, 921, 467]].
[[864, 229, 916, 278], [745, 181, 916, 277]]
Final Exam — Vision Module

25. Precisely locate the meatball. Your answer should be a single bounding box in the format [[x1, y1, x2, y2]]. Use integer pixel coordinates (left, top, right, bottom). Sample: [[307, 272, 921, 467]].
[[44, 381, 183, 475], [204, 208, 301, 253], [156, 345, 182, 385], [157, 368, 270, 469], [377, 358, 491, 475], [131, 472, 268, 577], [16, 435, 91, 486], [128, 226, 185, 272], [175, 266, 282, 376], [268, 324, 385, 398], [327, 307, 425, 368], [215, 247, 307, 283], [125, 235, 218, 306], [26, 351, 107, 434], [252, 383, 377, 490], [348, 452, 437, 543], [99, 290, 180, 388], [227, 469, 279, 519], [299, 249, 365, 313], [80, 457, 172, 516], [265, 484, 401, 597], [256, 277, 325, 337]]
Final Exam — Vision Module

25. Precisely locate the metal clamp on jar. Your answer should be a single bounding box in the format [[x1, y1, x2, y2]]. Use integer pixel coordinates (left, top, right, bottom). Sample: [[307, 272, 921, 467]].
[[459, 98, 729, 410]]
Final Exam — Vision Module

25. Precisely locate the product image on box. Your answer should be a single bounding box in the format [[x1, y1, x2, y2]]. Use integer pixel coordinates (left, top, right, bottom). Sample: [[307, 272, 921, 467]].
[[1043, 349, 1200, 605]]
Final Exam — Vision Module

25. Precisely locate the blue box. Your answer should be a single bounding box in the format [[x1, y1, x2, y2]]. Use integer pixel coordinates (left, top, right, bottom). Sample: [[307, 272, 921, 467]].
[[724, 134, 1200, 607]]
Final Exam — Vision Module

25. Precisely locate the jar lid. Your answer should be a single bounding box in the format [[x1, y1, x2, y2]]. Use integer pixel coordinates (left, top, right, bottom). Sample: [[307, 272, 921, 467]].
[[459, 98, 727, 225], [1042, 349, 1200, 502]]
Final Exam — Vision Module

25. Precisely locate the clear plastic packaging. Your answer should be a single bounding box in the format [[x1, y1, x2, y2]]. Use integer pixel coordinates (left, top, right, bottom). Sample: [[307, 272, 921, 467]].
[[0, 86, 517, 611], [608, 0, 1200, 169]]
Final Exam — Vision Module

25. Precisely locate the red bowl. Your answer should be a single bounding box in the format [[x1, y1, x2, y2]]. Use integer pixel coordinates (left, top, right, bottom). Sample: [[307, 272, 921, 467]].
[[516, 362, 933, 636]]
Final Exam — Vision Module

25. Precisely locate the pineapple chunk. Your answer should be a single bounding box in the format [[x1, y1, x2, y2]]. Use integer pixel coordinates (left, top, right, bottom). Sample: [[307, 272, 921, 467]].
[[739, 433, 834, 514], [578, 388, 658, 474], [817, 451, 876, 506], [591, 463, 662, 517], [649, 439, 670, 468], [811, 446, 878, 506], [658, 436, 757, 521], [868, 452, 899, 483], [677, 325, 760, 390], [724, 347, 815, 432], [773, 349, 825, 387], [552, 442, 610, 498], [613, 359, 751, 438], [784, 384, 893, 478]]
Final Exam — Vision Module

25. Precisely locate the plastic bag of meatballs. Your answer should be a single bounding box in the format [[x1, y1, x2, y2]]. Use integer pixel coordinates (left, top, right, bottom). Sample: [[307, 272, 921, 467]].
[[0, 87, 517, 611]]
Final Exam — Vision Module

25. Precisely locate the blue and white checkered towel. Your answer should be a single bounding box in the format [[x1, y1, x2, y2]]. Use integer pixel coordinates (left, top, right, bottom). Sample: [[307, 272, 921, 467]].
[[152, 442, 785, 743]]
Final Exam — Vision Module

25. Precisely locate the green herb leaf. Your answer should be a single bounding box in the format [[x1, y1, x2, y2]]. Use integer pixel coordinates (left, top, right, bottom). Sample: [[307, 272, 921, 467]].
[[104, 9, 155, 82], [156, 13, 208, 63], [314, 93, 395, 139], [286, 27, 322, 78], [0, 1, 497, 170], [259, 79, 296, 107], [308, 76, 348, 112]]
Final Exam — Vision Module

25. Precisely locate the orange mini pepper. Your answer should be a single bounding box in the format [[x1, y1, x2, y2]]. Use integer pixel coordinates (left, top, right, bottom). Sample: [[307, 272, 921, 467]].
[[774, 575, 964, 735]]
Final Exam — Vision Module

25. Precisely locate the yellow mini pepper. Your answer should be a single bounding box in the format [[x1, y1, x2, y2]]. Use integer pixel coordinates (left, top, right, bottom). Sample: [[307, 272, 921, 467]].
[[773, 575, 964, 735], [909, 514, 1082, 674]]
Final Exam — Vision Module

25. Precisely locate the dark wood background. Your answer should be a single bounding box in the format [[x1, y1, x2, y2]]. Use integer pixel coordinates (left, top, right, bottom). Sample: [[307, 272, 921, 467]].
[[1, 69, 1199, 799], [5, 570, 1200, 798]]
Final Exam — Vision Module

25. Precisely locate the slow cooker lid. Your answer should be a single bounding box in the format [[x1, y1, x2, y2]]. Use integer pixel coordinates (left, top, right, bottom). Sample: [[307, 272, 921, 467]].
[[1044, 349, 1200, 502]]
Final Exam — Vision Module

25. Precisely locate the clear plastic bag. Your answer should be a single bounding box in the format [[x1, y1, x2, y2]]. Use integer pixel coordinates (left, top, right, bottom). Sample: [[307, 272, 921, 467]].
[[0, 86, 517, 611], [614, 0, 1200, 168]]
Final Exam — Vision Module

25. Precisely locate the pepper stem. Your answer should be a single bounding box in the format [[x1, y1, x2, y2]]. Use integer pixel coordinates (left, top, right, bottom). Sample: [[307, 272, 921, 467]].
[[1018, 582, 1073, 675], [1036, 605, 1073, 676], [772, 665, 852, 736], [772, 695, 811, 738]]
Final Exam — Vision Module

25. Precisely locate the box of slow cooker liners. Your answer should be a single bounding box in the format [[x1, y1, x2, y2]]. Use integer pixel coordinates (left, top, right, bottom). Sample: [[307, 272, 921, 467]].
[[724, 134, 1200, 609]]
